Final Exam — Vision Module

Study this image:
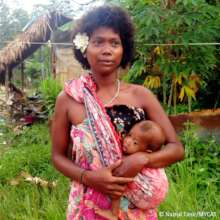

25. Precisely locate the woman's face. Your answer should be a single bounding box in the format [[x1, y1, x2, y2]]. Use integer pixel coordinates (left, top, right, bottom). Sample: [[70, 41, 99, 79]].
[[85, 27, 123, 75]]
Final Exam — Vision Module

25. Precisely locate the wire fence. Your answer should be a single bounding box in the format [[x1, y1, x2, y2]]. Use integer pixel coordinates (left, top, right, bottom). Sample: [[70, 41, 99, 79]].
[[0, 40, 220, 49]]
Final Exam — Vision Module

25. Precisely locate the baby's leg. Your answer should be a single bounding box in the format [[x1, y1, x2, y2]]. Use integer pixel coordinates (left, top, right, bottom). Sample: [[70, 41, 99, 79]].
[[94, 208, 117, 220], [112, 198, 120, 216], [94, 198, 120, 220], [86, 199, 120, 220]]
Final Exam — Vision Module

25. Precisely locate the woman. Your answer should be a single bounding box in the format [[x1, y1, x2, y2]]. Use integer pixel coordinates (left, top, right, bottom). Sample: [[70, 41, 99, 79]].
[[51, 5, 184, 220]]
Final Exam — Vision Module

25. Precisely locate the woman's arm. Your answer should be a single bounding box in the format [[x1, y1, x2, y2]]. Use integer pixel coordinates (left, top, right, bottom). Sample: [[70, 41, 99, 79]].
[[140, 85, 184, 167], [113, 85, 184, 177], [51, 91, 84, 182]]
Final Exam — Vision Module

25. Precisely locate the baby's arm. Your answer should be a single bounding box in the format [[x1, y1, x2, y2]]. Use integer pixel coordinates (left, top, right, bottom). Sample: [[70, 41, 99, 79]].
[[113, 152, 148, 177]]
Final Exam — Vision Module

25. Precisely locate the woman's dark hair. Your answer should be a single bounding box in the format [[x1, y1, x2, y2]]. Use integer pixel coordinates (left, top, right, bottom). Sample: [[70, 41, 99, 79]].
[[72, 5, 135, 69]]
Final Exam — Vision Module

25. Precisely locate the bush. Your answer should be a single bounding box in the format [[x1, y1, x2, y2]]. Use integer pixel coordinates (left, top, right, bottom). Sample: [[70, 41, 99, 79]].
[[39, 78, 62, 117]]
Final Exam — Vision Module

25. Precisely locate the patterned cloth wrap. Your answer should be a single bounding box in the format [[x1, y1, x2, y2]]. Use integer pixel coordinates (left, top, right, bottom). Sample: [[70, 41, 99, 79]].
[[65, 74, 168, 220]]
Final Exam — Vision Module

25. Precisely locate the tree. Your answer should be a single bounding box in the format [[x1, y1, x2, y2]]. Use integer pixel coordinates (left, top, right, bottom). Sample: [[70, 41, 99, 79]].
[[0, 0, 29, 49], [108, 0, 220, 113], [0, 0, 11, 48]]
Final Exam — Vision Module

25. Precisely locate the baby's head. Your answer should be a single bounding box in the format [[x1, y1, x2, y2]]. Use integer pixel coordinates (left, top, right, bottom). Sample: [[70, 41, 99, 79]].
[[123, 120, 166, 154]]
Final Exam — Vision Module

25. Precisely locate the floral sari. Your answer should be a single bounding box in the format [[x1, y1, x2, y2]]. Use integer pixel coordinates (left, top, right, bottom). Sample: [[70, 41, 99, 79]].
[[65, 74, 168, 220]]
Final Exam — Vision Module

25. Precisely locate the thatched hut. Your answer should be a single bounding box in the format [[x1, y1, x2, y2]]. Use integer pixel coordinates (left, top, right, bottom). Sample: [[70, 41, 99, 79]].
[[0, 11, 72, 84]]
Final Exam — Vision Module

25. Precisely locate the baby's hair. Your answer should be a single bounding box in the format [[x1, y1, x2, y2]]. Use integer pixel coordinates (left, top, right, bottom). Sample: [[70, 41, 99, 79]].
[[137, 120, 166, 151], [138, 120, 158, 133]]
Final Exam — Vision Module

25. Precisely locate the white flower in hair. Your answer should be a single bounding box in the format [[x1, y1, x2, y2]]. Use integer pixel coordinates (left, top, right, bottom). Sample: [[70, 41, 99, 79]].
[[73, 33, 89, 54]]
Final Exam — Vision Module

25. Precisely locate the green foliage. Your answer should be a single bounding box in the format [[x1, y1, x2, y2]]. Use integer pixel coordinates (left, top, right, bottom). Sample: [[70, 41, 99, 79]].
[[130, 0, 220, 78], [159, 122, 220, 218], [171, 122, 219, 189], [109, 0, 220, 112], [0, 0, 29, 49], [25, 46, 52, 87], [164, 102, 200, 115], [0, 123, 69, 220], [39, 78, 62, 117], [0, 123, 53, 182], [0, 182, 68, 220]]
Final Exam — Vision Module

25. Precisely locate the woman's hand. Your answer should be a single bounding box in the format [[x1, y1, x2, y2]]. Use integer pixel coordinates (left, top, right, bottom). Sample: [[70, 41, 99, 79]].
[[84, 160, 134, 199], [112, 152, 149, 178]]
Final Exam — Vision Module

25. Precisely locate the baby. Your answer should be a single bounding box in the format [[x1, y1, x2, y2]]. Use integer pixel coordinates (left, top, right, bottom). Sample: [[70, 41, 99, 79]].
[[122, 119, 165, 155], [94, 120, 167, 220]]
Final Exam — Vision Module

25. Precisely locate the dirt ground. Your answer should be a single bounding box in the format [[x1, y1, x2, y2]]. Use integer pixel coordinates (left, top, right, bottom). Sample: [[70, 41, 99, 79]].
[[169, 108, 220, 142]]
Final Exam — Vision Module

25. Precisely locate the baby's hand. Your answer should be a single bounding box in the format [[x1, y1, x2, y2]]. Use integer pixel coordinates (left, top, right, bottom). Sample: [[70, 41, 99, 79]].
[[113, 152, 149, 177], [85, 160, 133, 198]]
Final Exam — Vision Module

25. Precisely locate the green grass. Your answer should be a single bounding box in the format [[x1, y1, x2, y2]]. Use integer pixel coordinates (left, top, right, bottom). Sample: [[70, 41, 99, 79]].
[[0, 122, 219, 220], [0, 179, 68, 220], [158, 123, 220, 219], [159, 162, 220, 220], [0, 123, 69, 220]]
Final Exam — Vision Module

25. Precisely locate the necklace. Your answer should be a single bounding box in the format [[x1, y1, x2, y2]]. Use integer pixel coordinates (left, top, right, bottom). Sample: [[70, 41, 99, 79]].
[[103, 79, 120, 107]]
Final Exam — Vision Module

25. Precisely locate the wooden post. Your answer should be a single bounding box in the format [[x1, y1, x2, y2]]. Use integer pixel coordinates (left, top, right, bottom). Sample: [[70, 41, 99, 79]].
[[40, 46, 45, 80], [5, 67, 11, 119], [21, 62, 24, 91], [5, 67, 9, 100], [51, 45, 56, 79]]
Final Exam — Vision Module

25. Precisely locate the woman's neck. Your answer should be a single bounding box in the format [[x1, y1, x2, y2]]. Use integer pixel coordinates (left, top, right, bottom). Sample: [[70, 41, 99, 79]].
[[90, 70, 121, 106], [91, 71, 118, 90]]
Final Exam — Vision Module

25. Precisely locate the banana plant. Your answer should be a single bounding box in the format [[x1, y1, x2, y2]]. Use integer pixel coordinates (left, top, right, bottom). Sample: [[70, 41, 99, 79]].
[[178, 73, 201, 112]]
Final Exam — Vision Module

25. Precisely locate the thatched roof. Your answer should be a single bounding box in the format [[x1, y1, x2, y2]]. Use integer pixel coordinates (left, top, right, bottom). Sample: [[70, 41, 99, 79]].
[[0, 11, 72, 84]]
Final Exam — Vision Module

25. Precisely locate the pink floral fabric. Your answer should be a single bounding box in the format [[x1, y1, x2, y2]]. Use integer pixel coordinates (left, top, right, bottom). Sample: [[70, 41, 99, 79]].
[[125, 168, 168, 210], [65, 74, 168, 220]]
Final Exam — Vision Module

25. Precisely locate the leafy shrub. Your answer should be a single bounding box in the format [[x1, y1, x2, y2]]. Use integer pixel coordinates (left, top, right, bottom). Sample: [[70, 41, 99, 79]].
[[39, 78, 62, 117], [180, 123, 219, 188], [111, 0, 220, 111]]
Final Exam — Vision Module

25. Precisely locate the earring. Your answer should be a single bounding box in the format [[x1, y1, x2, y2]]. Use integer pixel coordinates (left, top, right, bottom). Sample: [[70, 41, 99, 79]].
[[83, 53, 87, 58]]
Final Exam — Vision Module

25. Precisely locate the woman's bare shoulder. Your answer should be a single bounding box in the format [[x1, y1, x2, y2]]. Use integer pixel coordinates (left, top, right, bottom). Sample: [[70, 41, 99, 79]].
[[57, 90, 70, 100], [56, 90, 78, 107], [118, 82, 154, 108], [55, 90, 86, 125], [122, 82, 153, 98]]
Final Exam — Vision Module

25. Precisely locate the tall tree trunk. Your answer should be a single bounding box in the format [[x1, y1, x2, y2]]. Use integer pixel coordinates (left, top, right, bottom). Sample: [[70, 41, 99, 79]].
[[21, 62, 24, 91], [162, 76, 167, 106], [168, 78, 174, 114], [173, 79, 177, 115], [188, 96, 192, 112], [214, 90, 220, 109]]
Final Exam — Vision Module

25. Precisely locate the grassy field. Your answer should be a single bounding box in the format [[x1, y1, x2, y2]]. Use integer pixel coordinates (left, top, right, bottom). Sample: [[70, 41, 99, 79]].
[[0, 122, 219, 220]]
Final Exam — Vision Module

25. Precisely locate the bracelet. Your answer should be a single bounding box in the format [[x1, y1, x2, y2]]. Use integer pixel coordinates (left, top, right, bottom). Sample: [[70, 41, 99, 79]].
[[80, 169, 87, 184]]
